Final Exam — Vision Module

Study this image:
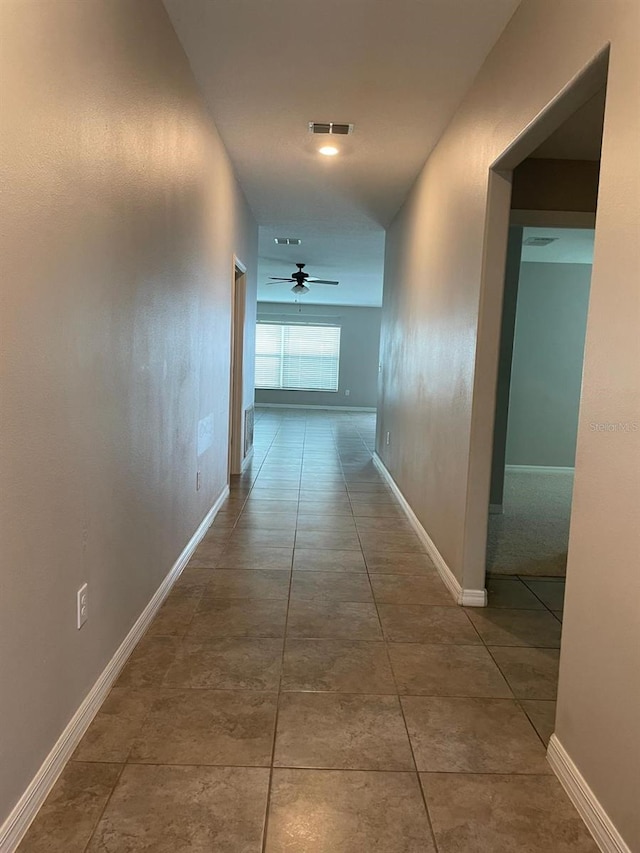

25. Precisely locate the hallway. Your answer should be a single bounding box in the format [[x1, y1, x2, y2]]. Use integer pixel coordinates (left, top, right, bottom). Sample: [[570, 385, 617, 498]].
[[18, 409, 596, 852]]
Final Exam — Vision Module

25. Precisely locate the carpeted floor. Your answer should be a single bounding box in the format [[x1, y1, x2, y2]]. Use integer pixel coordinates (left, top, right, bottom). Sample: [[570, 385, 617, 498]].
[[487, 468, 574, 577]]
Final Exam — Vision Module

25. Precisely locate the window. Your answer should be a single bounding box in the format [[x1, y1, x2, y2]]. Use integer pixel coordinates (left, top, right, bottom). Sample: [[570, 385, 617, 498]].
[[255, 322, 341, 392]]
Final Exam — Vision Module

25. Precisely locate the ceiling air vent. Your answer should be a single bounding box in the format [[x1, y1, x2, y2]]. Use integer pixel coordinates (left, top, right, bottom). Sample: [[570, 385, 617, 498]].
[[274, 237, 301, 246], [308, 122, 354, 135], [523, 237, 558, 246]]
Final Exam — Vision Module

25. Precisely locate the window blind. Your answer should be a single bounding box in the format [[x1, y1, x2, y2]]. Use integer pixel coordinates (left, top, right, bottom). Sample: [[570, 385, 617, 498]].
[[255, 322, 341, 391]]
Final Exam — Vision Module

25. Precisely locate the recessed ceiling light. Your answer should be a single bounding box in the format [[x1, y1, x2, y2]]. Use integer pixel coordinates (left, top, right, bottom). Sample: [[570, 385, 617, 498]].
[[319, 145, 339, 157]]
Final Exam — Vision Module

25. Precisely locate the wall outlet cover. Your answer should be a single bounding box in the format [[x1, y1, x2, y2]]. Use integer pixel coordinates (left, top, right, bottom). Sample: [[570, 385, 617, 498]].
[[77, 583, 88, 629]]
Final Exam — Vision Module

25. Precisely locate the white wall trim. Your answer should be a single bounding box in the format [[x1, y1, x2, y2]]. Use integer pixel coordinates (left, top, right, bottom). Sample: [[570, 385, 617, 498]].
[[373, 454, 487, 607], [505, 464, 575, 474], [0, 486, 229, 853], [547, 735, 631, 853], [255, 403, 376, 412]]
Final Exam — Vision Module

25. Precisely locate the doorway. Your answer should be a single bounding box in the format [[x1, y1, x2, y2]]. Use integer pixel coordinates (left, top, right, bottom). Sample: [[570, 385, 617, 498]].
[[462, 50, 608, 751], [487, 225, 595, 580], [228, 257, 247, 477]]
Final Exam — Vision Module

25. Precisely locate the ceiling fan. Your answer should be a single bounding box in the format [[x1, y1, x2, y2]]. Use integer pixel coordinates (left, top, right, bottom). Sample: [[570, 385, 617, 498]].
[[265, 263, 339, 294]]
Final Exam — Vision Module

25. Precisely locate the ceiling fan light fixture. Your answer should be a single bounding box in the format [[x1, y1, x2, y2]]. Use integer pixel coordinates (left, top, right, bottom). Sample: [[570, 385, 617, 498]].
[[291, 283, 310, 294], [318, 145, 339, 157]]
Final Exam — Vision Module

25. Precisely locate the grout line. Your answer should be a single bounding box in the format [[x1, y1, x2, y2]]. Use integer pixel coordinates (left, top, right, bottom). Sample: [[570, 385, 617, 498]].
[[81, 762, 127, 853], [259, 420, 299, 853]]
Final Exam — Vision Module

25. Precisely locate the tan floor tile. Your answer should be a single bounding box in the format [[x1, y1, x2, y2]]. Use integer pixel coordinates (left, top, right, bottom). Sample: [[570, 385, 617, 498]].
[[163, 638, 282, 690], [208, 513, 239, 530], [235, 512, 297, 530], [274, 693, 414, 770], [282, 639, 395, 693], [187, 597, 288, 639], [467, 608, 562, 648], [402, 696, 550, 773], [520, 699, 557, 744], [115, 637, 181, 688], [421, 773, 599, 853], [249, 488, 300, 501], [296, 514, 357, 532], [359, 531, 426, 554], [350, 502, 405, 518], [208, 512, 241, 527], [290, 571, 373, 602], [486, 578, 546, 609], [523, 579, 566, 611], [86, 765, 270, 853], [299, 489, 348, 501], [129, 689, 277, 765], [388, 644, 512, 697], [217, 545, 293, 571], [370, 574, 454, 606], [265, 769, 435, 852], [378, 604, 481, 644], [203, 568, 291, 600], [17, 762, 121, 853], [287, 600, 382, 640], [295, 530, 361, 551], [364, 551, 436, 574], [489, 646, 560, 699], [347, 482, 394, 494], [355, 516, 415, 533], [243, 498, 299, 513], [145, 592, 201, 638], [173, 567, 217, 591], [200, 527, 234, 544], [227, 528, 296, 548], [188, 539, 226, 568], [293, 548, 366, 573], [73, 688, 156, 763]]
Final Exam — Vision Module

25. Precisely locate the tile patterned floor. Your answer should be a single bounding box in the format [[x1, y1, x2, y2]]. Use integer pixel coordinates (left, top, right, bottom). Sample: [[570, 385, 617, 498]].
[[18, 409, 595, 853]]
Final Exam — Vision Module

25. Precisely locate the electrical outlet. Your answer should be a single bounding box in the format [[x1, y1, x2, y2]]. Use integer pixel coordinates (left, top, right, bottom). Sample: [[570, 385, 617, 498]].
[[385, 431, 391, 446], [77, 583, 88, 629], [196, 471, 202, 491], [344, 389, 350, 396]]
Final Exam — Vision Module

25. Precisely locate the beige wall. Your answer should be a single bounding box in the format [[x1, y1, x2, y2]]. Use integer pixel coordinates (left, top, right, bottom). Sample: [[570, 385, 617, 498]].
[[0, 0, 257, 827], [378, 0, 639, 847]]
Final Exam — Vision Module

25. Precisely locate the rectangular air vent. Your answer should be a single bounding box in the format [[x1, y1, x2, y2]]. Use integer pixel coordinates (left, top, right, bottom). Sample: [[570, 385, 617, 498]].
[[523, 237, 558, 246], [274, 237, 301, 246], [308, 122, 354, 135]]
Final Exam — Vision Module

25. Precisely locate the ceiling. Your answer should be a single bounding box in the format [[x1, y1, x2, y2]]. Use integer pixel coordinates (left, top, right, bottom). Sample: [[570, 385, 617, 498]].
[[521, 228, 595, 264], [162, 0, 521, 306]]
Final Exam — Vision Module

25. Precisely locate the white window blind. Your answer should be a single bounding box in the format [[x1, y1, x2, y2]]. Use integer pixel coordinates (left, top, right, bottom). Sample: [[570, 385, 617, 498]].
[[255, 322, 341, 391]]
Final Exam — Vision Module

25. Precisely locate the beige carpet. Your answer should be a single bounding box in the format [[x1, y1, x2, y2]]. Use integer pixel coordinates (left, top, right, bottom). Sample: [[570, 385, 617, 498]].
[[487, 468, 574, 577]]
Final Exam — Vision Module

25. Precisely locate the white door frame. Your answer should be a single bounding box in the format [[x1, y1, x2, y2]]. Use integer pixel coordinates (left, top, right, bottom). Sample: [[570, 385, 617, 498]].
[[228, 256, 247, 478]]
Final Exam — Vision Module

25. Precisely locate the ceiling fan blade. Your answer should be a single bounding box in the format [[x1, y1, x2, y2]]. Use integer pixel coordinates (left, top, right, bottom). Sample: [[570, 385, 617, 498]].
[[268, 277, 294, 281], [264, 281, 292, 286], [311, 279, 339, 285]]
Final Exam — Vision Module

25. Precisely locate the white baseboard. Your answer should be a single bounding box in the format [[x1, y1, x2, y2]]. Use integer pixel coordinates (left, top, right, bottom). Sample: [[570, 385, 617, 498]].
[[547, 735, 631, 853], [505, 464, 575, 474], [0, 486, 229, 853], [255, 403, 376, 412], [372, 454, 487, 607]]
